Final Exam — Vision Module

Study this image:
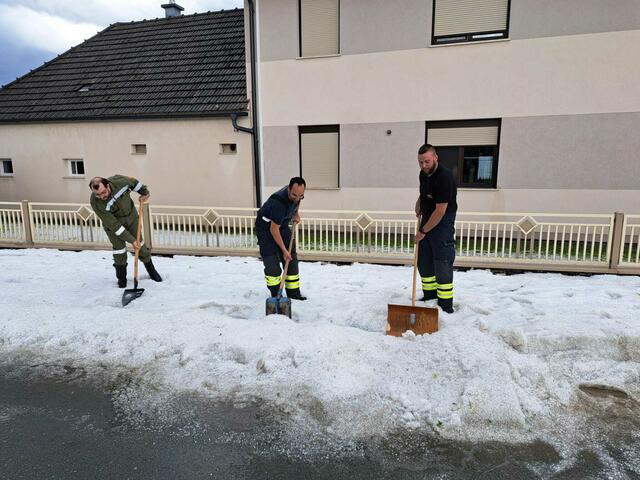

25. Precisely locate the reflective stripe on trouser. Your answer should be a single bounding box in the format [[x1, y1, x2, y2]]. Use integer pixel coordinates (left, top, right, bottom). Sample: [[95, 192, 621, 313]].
[[104, 222, 151, 266], [417, 215, 455, 308], [265, 275, 281, 287], [262, 250, 299, 294], [285, 274, 300, 289], [421, 275, 436, 291], [437, 282, 453, 299]]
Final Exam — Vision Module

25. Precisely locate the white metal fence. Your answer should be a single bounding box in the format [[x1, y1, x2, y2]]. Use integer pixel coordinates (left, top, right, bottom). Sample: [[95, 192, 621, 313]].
[[0, 202, 637, 274], [455, 212, 614, 266], [620, 214, 640, 268], [0, 202, 25, 243], [28, 203, 110, 246]]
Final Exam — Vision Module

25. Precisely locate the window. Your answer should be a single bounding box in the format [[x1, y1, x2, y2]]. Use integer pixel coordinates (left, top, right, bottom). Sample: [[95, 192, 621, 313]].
[[299, 0, 339, 57], [432, 0, 510, 45], [220, 143, 237, 154], [131, 144, 147, 155], [426, 119, 500, 188], [65, 159, 85, 177], [1, 159, 13, 176], [299, 125, 339, 188]]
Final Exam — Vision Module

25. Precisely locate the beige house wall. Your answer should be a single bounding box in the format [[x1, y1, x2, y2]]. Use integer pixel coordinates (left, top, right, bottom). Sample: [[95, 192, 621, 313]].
[[263, 185, 638, 215], [259, 30, 640, 126], [262, 112, 640, 213], [258, 0, 640, 59], [0, 118, 256, 206]]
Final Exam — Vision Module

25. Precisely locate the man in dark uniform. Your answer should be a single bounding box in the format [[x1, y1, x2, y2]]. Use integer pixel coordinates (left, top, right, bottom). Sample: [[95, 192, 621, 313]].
[[414, 144, 457, 313], [89, 175, 162, 288], [255, 177, 307, 300]]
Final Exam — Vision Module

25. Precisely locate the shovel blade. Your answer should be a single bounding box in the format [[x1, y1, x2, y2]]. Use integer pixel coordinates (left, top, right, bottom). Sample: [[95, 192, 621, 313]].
[[122, 288, 145, 307], [265, 296, 292, 318], [386, 304, 438, 336]]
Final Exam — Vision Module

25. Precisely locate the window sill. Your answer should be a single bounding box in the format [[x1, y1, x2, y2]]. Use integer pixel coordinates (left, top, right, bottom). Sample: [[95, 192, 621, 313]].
[[0, 174, 14, 178], [429, 38, 509, 48], [296, 53, 341, 60], [63, 175, 86, 179]]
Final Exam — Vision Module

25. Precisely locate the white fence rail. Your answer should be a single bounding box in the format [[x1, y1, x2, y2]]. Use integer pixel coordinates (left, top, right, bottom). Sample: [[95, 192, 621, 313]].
[[0, 202, 637, 274], [150, 205, 258, 251], [28, 203, 110, 246], [620, 214, 640, 267], [0, 202, 26, 243], [455, 212, 614, 266]]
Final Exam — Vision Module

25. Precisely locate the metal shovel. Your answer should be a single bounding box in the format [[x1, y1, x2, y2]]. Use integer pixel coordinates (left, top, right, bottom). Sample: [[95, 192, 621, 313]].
[[265, 224, 298, 318], [386, 219, 438, 336], [122, 199, 146, 307]]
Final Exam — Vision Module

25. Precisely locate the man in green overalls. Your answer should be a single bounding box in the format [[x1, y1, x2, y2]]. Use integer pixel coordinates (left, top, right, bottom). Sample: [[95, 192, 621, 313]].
[[89, 175, 163, 288]]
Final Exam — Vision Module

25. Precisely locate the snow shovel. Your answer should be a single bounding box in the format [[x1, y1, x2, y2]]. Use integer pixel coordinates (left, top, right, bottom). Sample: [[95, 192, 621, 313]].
[[265, 224, 298, 318], [386, 220, 438, 336], [122, 199, 146, 307]]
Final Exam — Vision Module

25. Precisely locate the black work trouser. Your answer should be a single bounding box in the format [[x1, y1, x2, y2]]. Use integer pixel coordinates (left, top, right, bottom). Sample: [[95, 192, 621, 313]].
[[257, 226, 300, 296], [417, 214, 456, 310]]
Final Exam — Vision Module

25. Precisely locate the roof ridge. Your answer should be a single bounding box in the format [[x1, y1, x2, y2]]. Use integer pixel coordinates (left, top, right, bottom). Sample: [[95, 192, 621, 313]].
[[111, 7, 243, 28]]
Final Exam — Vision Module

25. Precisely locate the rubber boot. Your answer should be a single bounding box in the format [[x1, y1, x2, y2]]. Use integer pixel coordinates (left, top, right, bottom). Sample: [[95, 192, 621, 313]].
[[143, 260, 163, 282], [438, 298, 454, 314], [419, 290, 437, 302], [114, 264, 127, 288], [286, 288, 307, 301]]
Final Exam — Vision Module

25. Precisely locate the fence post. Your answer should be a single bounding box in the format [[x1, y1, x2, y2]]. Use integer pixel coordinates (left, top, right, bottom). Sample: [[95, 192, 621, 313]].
[[609, 212, 625, 270], [142, 202, 153, 250], [21, 200, 34, 247]]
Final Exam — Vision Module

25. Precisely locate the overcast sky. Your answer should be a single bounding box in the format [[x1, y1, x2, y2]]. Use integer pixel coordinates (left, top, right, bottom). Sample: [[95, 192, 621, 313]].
[[0, 0, 244, 87]]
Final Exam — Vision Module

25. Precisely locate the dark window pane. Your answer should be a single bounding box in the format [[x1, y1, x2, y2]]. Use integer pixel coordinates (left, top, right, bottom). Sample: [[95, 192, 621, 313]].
[[463, 146, 494, 186], [436, 146, 459, 180], [3, 160, 13, 174], [76, 161, 85, 175], [71, 162, 77, 175]]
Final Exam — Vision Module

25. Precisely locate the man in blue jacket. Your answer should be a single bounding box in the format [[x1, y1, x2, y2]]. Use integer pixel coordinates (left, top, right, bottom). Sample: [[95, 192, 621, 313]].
[[255, 177, 307, 300]]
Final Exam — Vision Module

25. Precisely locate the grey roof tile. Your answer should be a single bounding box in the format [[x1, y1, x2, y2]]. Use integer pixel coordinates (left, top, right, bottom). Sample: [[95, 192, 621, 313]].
[[0, 9, 247, 122]]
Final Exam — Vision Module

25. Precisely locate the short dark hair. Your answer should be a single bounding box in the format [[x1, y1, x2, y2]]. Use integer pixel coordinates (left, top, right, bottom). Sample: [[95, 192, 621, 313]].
[[89, 177, 108, 190], [418, 144, 437, 156], [289, 177, 306, 188]]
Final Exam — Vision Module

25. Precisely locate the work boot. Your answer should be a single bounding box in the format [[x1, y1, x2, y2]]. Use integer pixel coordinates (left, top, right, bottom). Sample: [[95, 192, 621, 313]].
[[419, 290, 437, 302], [114, 264, 127, 288], [438, 298, 454, 314], [143, 260, 163, 282], [286, 288, 307, 301]]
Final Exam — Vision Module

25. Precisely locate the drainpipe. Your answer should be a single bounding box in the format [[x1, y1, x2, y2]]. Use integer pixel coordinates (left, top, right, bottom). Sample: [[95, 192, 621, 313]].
[[230, 0, 261, 207]]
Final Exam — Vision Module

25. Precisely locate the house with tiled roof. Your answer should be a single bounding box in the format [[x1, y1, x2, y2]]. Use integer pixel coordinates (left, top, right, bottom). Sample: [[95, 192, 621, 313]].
[[0, 3, 259, 207]]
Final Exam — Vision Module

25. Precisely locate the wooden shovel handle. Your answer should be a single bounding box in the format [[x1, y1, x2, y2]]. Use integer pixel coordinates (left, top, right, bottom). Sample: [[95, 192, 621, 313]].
[[278, 223, 298, 294], [133, 198, 145, 283], [412, 218, 421, 307]]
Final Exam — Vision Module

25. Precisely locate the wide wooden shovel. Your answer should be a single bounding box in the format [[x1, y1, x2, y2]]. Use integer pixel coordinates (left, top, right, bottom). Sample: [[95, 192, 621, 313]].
[[386, 220, 438, 336], [265, 224, 298, 318], [122, 199, 146, 307]]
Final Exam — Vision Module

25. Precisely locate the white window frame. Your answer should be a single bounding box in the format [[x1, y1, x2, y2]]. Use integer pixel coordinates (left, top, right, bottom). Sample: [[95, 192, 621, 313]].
[[0, 159, 14, 176], [299, 125, 340, 189], [299, 0, 340, 58], [131, 144, 147, 155], [220, 143, 238, 155], [64, 159, 85, 177], [431, 0, 511, 46]]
